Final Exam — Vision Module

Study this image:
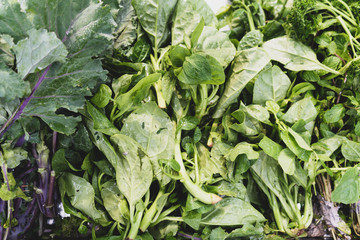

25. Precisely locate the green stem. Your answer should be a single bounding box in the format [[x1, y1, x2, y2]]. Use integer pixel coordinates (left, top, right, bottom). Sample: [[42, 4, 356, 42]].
[[270, 192, 285, 232], [337, 16, 357, 57], [195, 84, 208, 121], [175, 130, 222, 205], [316, 167, 359, 175], [127, 207, 145, 240], [241, 0, 255, 31], [139, 188, 165, 232], [194, 146, 200, 185], [207, 119, 219, 147]]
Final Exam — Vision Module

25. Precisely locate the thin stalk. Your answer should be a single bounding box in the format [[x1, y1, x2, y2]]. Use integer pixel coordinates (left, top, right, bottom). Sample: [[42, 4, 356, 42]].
[[175, 130, 222, 205], [337, 16, 357, 57], [194, 147, 200, 185], [240, 0, 255, 31], [195, 84, 208, 120], [207, 119, 219, 147], [139, 188, 165, 232], [127, 208, 144, 240], [270, 192, 285, 232], [152, 203, 180, 225]]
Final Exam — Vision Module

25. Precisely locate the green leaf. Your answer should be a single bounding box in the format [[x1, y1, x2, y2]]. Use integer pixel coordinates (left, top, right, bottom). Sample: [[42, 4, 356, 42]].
[[227, 142, 259, 161], [259, 136, 283, 160], [178, 116, 200, 131], [23, 58, 108, 135], [113, 0, 137, 49], [213, 47, 270, 118], [253, 65, 291, 105], [0, 35, 15, 66], [331, 167, 360, 204], [312, 135, 346, 157], [201, 197, 265, 226], [101, 180, 129, 224], [2, 144, 28, 169], [169, 45, 191, 68], [0, 1, 32, 42], [178, 53, 225, 85], [132, 0, 177, 49], [238, 30, 263, 50], [171, 0, 217, 45], [278, 148, 296, 175], [13, 28, 68, 79], [239, 103, 271, 124], [0, 173, 30, 201], [58, 172, 108, 226], [193, 27, 236, 68], [263, 36, 339, 74], [341, 140, 360, 161], [28, 1, 116, 58], [281, 97, 317, 124], [91, 84, 112, 108], [110, 134, 153, 206], [87, 102, 120, 136], [115, 73, 161, 117], [121, 102, 174, 186], [324, 104, 346, 124], [0, 64, 29, 102]]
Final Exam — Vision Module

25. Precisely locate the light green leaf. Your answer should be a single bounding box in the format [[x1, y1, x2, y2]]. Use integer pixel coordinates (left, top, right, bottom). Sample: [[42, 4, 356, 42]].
[[87, 102, 120, 136], [201, 197, 265, 226], [0, 173, 30, 201], [227, 142, 259, 161], [91, 84, 112, 108], [114, 0, 137, 49], [282, 97, 317, 124], [341, 140, 360, 161], [238, 30, 263, 50], [0, 0, 32, 42], [110, 134, 153, 206], [194, 26, 236, 68], [178, 53, 225, 85], [2, 143, 28, 169], [239, 103, 271, 124], [263, 36, 339, 74], [253, 65, 291, 105], [259, 136, 283, 160], [58, 172, 108, 225], [0, 64, 29, 102], [13, 28, 68, 79], [101, 180, 129, 224], [324, 104, 345, 124], [121, 102, 175, 186], [132, 0, 177, 48], [0, 35, 15, 66], [331, 167, 360, 204], [213, 47, 270, 118], [171, 0, 217, 45], [312, 135, 346, 157], [278, 148, 295, 175]]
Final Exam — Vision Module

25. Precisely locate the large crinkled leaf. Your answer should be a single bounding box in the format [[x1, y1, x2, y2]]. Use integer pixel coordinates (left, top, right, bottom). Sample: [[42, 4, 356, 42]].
[[121, 102, 175, 186], [171, 0, 217, 46], [263, 36, 339, 74], [27, 1, 116, 57], [0, 64, 29, 102], [23, 58, 108, 135], [213, 47, 270, 118], [331, 167, 360, 204], [13, 28, 68, 79], [0, 35, 15, 66], [194, 27, 236, 68], [253, 65, 291, 105], [201, 197, 265, 226], [58, 172, 108, 226], [0, 0, 32, 42], [132, 0, 177, 49], [110, 134, 153, 206]]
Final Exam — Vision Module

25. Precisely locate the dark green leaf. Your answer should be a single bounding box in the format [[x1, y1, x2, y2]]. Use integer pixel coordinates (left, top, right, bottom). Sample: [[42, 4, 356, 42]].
[[91, 84, 112, 108], [324, 104, 345, 124]]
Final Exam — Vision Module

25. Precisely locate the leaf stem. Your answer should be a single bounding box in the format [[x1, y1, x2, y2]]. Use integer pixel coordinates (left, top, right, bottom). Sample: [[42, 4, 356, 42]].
[[139, 188, 165, 232]]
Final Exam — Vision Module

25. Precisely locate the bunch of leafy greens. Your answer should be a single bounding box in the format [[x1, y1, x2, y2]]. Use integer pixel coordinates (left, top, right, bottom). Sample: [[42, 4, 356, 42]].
[[2, 0, 360, 239]]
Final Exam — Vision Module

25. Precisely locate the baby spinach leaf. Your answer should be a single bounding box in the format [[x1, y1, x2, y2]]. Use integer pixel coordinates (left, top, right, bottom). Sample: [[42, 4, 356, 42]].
[[101, 180, 129, 225], [177, 53, 225, 85], [58, 172, 108, 226], [110, 134, 153, 206], [213, 47, 270, 118], [91, 84, 112, 108], [259, 136, 283, 160], [331, 167, 360, 204], [193, 27, 236, 68], [201, 197, 265, 226], [132, 0, 177, 49], [87, 102, 120, 136], [253, 65, 291, 105], [238, 30, 263, 50], [263, 36, 340, 74], [13, 28, 68, 79], [281, 97, 317, 125], [341, 140, 360, 161], [324, 104, 346, 124], [278, 148, 296, 175], [121, 102, 174, 186]]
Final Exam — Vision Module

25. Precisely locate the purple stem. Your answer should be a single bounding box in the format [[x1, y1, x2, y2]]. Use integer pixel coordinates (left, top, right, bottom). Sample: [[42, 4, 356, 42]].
[[177, 232, 202, 240], [0, 65, 52, 139], [1, 163, 10, 191], [52, 131, 58, 155]]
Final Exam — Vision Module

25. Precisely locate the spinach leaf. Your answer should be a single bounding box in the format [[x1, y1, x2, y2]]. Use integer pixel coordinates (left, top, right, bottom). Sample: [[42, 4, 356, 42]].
[[253, 65, 291, 105], [331, 167, 360, 204], [110, 134, 153, 206], [213, 47, 270, 118], [263, 36, 339, 74]]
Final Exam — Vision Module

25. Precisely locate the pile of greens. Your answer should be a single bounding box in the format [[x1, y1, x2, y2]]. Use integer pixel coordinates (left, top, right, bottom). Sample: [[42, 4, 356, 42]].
[[1, 0, 360, 239]]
